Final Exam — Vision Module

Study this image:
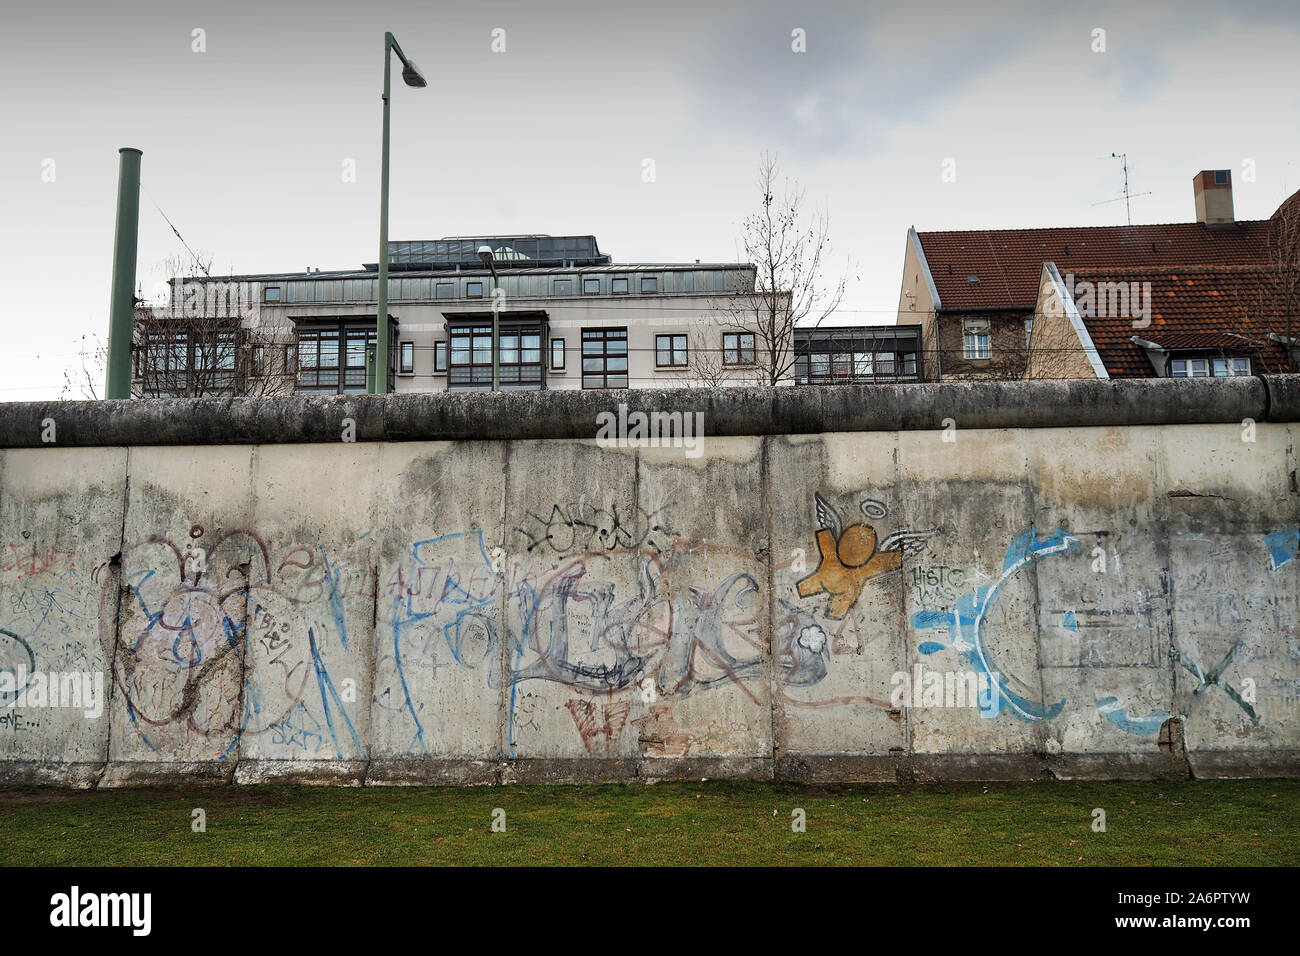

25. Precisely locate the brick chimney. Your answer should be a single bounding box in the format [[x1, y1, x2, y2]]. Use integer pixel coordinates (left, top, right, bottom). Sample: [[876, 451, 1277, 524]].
[[1193, 170, 1235, 227]]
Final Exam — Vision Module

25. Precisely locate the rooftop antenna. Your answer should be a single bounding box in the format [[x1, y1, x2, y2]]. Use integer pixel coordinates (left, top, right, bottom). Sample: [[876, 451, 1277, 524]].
[[1092, 152, 1152, 225]]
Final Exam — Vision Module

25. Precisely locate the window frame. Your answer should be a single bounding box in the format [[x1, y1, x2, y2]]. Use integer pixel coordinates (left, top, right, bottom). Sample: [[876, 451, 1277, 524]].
[[446, 321, 544, 390], [263, 286, 282, 304], [723, 331, 756, 366], [293, 321, 388, 394], [583, 278, 601, 295], [551, 337, 565, 370], [581, 327, 629, 389], [434, 341, 448, 373], [655, 333, 688, 368], [1171, 354, 1251, 378], [611, 277, 629, 295], [640, 276, 658, 294], [963, 329, 991, 360], [399, 340, 415, 375], [466, 281, 484, 299]]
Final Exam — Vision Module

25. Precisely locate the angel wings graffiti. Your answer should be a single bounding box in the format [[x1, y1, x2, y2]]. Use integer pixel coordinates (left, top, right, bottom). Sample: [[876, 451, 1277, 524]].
[[797, 492, 936, 619]]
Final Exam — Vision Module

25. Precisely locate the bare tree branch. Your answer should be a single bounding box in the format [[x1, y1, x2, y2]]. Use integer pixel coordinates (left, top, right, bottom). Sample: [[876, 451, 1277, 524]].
[[695, 152, 852, 385]]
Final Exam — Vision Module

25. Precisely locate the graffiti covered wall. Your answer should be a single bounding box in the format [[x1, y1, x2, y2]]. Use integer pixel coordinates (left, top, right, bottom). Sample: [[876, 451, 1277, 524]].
[[1, 401, 1297, 785]]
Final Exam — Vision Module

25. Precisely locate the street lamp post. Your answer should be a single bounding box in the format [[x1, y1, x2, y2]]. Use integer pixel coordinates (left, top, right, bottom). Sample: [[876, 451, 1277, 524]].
[[374, 31, 427, 395], [477, 245, 500, 391]]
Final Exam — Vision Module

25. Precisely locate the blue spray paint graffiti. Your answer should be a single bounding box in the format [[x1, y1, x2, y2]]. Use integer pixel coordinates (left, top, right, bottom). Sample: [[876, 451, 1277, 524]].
[[910, 528, 1081, 721]]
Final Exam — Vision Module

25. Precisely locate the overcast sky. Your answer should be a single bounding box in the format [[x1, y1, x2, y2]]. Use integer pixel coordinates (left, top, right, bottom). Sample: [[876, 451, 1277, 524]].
[[2, 0, 1298, 400]]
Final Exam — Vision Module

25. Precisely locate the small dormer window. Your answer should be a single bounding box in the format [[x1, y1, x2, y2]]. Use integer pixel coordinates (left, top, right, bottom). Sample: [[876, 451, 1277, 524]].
[[1170, 355, 1250, 378]]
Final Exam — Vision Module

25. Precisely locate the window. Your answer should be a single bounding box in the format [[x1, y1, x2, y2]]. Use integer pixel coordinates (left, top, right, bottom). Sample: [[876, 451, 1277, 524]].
[[611, 277, 629, 295], [1025, 318, 1034, 348], [640, 276, 658, 293], [656, 334, 688, 368], [723, 332, 756, 365], [283, 344, 294, 372], [466, 281, 484, 299], [551, 337, 565, 370], [1170, 358, 1209, 378], [343, 329, 370, 391], [399, 341, 414, 374], [295, 324, 381, 393], [582, 328, 628, 388], [137, 330, 245, 398], [583, 278, 600, 295], [264, 286, 281, 303], [447, 323, 543, 389], [553, 278, 574, 296], [1171, 355, 1250, 378], [434, 341, 447, 373], [963, 321, 990, 360], [1214, 170, 1229, 185], [793, 338, 922, 385], [435, 282, 454, 300]]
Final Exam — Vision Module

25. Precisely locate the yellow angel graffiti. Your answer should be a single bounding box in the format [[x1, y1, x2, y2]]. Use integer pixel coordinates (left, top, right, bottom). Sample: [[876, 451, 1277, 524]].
[[797, 492, 935, 619]]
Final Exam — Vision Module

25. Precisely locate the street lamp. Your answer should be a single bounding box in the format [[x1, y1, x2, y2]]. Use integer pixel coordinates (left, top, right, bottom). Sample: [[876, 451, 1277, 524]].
[[373, 31, 426, 395], [477, 245, 500, 391]]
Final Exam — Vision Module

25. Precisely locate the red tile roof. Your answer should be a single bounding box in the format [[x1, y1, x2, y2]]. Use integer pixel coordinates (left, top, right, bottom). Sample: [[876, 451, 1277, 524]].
[[1065, 265, 1294, 377], [919, 221, 1275, 310]]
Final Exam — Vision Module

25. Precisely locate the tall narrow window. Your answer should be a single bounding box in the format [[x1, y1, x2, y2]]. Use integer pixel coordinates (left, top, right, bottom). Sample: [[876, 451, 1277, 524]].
[[963, 320, 991, 360], [399, 341, 415, 374], [581, 328, 629, 388], [551, 337, 565, 370], [434, 341, 447, 372]]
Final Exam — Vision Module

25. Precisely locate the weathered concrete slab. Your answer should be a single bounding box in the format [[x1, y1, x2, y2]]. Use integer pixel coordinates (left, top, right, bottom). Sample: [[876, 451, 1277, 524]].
[[1, 381, 1298, 786]]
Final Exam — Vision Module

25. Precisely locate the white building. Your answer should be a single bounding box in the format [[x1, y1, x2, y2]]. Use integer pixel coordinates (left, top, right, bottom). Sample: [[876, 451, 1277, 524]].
[[135, 233, 924, 396]]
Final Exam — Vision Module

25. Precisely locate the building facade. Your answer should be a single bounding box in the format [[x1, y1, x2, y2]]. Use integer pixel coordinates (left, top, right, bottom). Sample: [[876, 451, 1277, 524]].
[[896, 171, 1300, 380], [133, 234, 930, 396]]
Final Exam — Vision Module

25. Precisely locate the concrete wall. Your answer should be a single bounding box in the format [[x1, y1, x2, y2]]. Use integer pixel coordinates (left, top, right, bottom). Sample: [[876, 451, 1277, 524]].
[[1, 377, 1297, 786]]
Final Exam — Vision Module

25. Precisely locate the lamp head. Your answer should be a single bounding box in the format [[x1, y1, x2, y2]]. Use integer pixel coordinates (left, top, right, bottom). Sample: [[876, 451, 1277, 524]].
[[401, 59, 427, 88]]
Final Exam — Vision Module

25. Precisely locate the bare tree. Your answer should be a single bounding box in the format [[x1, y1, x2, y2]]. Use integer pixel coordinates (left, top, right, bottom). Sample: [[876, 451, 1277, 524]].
[[60, 333, 108, 400], [132, 254, 294, 398], [681, 316, 732, 387], [696, 153, 850, 385]]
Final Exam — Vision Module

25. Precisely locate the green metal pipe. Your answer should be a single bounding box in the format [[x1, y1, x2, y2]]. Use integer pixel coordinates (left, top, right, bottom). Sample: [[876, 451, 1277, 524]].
[[105, 147, 142, 400]]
